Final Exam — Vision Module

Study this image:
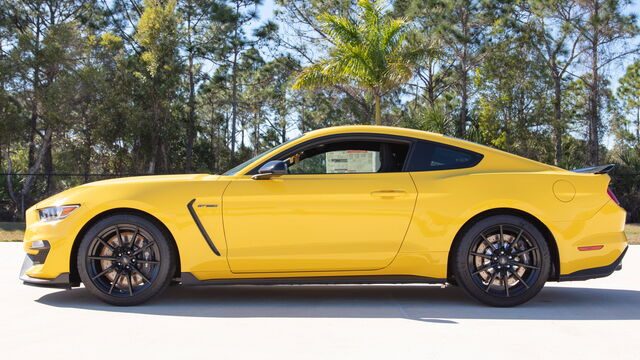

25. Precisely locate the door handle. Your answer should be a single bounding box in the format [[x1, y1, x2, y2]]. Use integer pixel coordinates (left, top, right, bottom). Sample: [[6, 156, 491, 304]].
[[370, 190, 407, 198]]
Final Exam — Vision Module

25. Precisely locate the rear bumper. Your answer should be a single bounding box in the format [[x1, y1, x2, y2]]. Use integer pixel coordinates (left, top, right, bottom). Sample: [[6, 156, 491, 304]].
[[558, 246, 627, 282], [19, 254, 71, 289]]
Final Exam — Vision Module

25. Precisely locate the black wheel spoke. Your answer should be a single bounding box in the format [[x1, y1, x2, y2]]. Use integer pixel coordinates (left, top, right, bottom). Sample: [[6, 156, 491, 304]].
[[132, 241, 156, 256], [109, 271, 122, 294], [470, 252, 492, 259], [131, 265, 151, 283], [511, 261, 539, 270], [91, 265, 115, 280], [485, 271, 498, 292], [115, 225, 123, 247], [503, 273, 510, 297], [96, 237, 116, 252], [88, 256, 118, 261], [472, 264, 494, 275], [135, 259, 159, 265], [511, 270, 530, 289], [499, 225, 504, 249], [512, 229, 524, 250], [130, 227, 140, 250], [480, 233, 495, 250], [514, 247, 537, 257], [127, 273, 134, 296]]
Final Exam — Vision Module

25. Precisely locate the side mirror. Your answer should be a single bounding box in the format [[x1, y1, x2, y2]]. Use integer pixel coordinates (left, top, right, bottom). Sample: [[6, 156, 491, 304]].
[[252, 160, 287, 180]]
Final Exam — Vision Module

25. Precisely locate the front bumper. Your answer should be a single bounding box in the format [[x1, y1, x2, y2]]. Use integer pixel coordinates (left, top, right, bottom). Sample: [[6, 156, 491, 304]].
[[558, 246, 627, 282], [20, 254, 72, 288], [20, 202, 88, 284]]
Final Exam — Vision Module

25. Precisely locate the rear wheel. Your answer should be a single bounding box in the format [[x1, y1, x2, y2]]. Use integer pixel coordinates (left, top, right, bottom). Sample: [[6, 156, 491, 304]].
[[453, 215, 551, 307], [77, 214, 175, 306]]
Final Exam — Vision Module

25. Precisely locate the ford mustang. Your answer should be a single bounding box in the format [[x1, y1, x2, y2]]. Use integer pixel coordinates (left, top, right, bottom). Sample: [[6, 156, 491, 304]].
[[20, 125, 628, 306]]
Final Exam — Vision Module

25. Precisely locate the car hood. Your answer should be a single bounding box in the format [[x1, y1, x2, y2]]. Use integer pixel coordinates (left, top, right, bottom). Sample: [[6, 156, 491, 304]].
[[32, 174, 224, 210], [81, 174, 218, 187]]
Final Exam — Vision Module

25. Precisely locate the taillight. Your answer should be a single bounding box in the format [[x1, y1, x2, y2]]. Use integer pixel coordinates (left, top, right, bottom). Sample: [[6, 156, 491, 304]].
[[607, 188, 620, 205]]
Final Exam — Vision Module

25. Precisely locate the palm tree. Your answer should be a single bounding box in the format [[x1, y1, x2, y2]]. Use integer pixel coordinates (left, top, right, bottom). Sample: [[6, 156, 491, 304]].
[[292, 0, 421, 125]]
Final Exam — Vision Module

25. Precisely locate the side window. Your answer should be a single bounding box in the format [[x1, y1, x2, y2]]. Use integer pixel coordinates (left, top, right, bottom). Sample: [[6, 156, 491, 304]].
[[286, 140, 409, 174], [406, 141, 482, 171], [290, 149, 381, 174]]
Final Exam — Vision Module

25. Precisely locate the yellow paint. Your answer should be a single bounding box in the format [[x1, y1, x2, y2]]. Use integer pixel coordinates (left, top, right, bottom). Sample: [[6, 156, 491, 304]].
[[553, 180, 576, 202], [223, 173, 417, 272], [21, 125, 627, 282]]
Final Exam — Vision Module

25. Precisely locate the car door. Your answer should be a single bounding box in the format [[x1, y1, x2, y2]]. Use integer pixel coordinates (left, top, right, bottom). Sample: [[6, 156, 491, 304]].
[[222, 135, 418, 273]]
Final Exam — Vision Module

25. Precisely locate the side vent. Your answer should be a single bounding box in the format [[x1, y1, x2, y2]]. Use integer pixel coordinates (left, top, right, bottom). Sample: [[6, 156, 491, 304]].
[[187, 199, 221, 256]]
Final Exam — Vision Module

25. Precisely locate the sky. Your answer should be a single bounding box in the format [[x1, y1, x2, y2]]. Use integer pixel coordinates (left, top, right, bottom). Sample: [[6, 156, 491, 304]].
[[254, 0, 640, 147]]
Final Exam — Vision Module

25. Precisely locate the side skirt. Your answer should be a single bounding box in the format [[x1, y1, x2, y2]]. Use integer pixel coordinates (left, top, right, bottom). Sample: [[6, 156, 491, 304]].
[[180, 272, 446, 286]]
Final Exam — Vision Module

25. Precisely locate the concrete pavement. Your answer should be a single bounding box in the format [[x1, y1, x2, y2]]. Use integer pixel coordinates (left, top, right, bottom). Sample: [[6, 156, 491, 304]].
[[1, 242, 639, 359]]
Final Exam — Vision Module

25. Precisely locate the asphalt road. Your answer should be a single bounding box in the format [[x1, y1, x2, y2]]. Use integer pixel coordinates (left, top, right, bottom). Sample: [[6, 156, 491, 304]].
[[1, 242, 639, 359]]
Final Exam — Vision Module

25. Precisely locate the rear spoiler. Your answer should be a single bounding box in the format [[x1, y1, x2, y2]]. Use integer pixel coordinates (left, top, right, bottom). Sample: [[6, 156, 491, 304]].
[[571, 164, 615, 174]]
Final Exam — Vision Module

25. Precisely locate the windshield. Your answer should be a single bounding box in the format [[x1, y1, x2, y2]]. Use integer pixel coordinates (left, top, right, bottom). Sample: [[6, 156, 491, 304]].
[[221, 137, 300, 175]]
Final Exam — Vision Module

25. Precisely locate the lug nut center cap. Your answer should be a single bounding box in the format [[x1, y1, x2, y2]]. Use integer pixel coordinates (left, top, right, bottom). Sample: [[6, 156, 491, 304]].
[[120, 256, 131, 265]]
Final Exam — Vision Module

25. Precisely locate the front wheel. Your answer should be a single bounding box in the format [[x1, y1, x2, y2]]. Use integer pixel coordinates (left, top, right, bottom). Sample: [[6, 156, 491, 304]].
[[452, 215, 551, 307], [77, 214, 175, 306]]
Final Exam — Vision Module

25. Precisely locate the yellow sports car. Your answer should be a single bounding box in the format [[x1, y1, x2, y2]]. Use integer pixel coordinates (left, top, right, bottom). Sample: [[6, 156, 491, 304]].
[[20, 125, 627, 306]]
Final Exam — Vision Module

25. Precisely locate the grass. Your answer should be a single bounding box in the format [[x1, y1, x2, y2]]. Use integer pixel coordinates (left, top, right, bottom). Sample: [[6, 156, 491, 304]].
[[625, 223, 640, 245], [1, 221, 640, 244], [0, 222, 25, 242]]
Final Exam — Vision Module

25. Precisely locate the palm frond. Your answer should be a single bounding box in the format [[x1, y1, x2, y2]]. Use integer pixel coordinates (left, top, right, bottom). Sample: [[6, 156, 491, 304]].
[[319, 13, 361, 47], [358, 0, 383, 32], [292, 0, 423, 116], [293, 62, 345, 90]]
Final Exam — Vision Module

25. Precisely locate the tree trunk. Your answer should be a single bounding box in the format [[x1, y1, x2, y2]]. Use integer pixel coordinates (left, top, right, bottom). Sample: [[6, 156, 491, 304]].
[[185, 53, 196, 172], [210, 103, 217, 171], [459, 69, 468, 138], [82, 108, 92, 183], [28, 17, 42, 171], [4, 146, 18, 212], [374, 93, 381, 125], [636, 107, 640, 143], [230, 56, 238, 162], [427, 65, 435, 108], [553, 76, 563, 166], [458, 11, 469, 138], [185, 10, 196, 173], [148, 101, 160, 174], [18, 128, 52, 220], [229, 1, 240, 163], [253, 111, 260, 156], [44, 139, 53, 195], [588, 2, 601, 166]]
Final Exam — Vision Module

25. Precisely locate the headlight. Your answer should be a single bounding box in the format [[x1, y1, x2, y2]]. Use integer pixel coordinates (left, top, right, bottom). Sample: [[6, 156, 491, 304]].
[[38, 205, 80, 222]]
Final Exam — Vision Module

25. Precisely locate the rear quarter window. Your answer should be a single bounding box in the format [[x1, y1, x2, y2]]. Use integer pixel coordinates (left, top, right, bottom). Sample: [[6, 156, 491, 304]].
[[406, 140, 483, 171]]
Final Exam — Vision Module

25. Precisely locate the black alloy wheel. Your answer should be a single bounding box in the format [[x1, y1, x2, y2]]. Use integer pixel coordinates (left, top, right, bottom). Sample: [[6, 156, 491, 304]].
[[453, 215, 551, 307], [78, 214, 175, 306]]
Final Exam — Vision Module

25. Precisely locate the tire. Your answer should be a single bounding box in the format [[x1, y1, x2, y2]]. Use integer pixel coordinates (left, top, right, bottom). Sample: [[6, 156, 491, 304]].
[[77, 214, 175, 306], [452, 215, 551, 307]]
